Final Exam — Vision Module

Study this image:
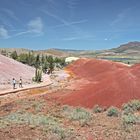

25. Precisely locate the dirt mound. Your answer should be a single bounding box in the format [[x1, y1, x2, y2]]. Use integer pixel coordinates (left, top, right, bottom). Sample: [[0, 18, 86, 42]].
[[0, 54, 35, 85], [59, 59, 140, 108]]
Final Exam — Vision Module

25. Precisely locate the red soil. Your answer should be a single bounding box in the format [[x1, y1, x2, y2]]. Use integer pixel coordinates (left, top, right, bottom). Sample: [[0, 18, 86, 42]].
[[59, 59, 140, 108]]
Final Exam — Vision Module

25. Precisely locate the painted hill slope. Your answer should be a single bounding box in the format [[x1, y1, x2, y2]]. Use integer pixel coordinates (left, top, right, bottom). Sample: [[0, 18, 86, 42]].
[[0, 54, 35, 85], [61, 59, 140, 108]]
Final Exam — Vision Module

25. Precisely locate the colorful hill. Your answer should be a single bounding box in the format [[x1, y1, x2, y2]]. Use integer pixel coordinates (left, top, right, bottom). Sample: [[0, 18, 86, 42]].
[[59, 59, 140, 108], [0, 54, 35, 85]]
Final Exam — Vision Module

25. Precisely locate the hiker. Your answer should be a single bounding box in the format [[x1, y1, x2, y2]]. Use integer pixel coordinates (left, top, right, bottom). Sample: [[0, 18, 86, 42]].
[[19, 77, 23, 88], [46, 68, 48, 74], [12, 78, 16, 89]]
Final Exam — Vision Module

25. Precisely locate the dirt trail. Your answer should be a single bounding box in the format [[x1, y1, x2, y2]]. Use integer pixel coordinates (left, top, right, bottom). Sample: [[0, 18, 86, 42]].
[[0, 70, 71, 106]]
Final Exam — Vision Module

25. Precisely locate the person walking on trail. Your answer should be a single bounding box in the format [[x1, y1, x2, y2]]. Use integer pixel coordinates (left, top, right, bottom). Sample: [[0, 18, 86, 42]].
[[19, 77, 22, 88], [12, 78, 16, 89]]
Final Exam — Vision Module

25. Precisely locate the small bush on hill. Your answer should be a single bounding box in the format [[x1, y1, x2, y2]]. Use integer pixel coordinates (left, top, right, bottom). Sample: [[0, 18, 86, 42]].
[[122, 100, 140, 113], [122, 114, 138, 125], [93, 105, 103, 113], [10, 51, 18, 60], [107, 106, 119, 117], [63, 106, 92, 126]]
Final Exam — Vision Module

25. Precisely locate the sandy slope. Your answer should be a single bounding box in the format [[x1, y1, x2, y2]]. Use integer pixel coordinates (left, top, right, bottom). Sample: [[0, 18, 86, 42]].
[[0, 54, 35, 88]]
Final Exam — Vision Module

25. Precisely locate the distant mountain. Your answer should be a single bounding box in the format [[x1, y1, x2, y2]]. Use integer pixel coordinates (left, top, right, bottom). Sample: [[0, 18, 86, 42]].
[[34, 48, 70, 57], [53, 48, 85, 52], [111, 41, 140, 54], [1, 41, 140, 58]]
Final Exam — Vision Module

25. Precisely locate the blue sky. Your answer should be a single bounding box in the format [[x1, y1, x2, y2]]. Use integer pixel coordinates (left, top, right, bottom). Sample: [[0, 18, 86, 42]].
[[0, 0, 140, 50]]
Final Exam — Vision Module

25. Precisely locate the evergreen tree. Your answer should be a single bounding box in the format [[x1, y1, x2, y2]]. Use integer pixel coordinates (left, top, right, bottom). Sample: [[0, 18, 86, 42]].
[[18, 53, 28, 64], [35, 54, 40, 69], [10, 51, 18, 60], [27, 52, 35, 66], [41, 54, 45, 64], [1, 50, 7, 56], [42, 61, 49, 73], [47, 55, 54, 74]]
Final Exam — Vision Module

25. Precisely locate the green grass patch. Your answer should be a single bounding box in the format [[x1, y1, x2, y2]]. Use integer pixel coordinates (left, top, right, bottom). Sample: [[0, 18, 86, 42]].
[[62, 106, 92, 126]]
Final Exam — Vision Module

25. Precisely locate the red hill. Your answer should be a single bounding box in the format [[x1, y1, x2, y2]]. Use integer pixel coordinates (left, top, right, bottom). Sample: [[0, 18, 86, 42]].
[[60, 59, 140, 108]]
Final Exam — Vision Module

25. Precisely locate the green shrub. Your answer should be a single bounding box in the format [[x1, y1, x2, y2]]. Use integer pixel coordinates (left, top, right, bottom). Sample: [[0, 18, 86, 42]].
[[63, 107, 92, 126], [130, 100, 140, 110], [122, 114, 138, 125], [122, 106, 134, 115], [62, 105, 70, 111], [71, 108, 91, 120], [50, 125, 72, 139], [0, 111, 74, 139], [107, 106, 119, 117], [122, 100, 140, 115], [10, 51, 18, 60], [93, 105, 103, 113]]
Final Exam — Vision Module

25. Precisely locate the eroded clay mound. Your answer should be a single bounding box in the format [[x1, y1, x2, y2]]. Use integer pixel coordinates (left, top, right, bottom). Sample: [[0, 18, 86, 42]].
[[0, 54, 35, 85], [61, 59, 140, 108]]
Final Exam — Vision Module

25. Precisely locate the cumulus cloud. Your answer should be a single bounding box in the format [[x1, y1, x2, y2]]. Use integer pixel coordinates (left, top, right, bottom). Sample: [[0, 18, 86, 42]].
[[28, 17, 43, 34], [0, 26, 9, 39]]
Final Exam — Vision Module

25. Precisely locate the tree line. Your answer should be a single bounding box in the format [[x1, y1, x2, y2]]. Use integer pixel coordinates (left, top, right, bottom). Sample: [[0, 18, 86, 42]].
[[8, 51, 66, 82]]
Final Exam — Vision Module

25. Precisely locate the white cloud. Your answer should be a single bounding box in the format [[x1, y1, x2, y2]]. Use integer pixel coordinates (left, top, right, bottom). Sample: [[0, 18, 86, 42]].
[[0, 17, 44, 39], [67, 0, 79, 19], [51, 19, 88, 28], [28, 17, 43, 34], [1, 8, 19, 22], [13, 30, 31, 37], [111, 13, 126, 26], [42, 9, 89, 38], [12, 17, 44, 38], [110, 8, 131, 27], [104, 38, 108, 41], [62, 35, 95, 41], [0, 26, 9, 39]]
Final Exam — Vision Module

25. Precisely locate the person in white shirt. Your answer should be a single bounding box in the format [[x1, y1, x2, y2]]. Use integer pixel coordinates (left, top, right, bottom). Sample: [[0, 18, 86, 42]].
[[19, 78, 22, 88]]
